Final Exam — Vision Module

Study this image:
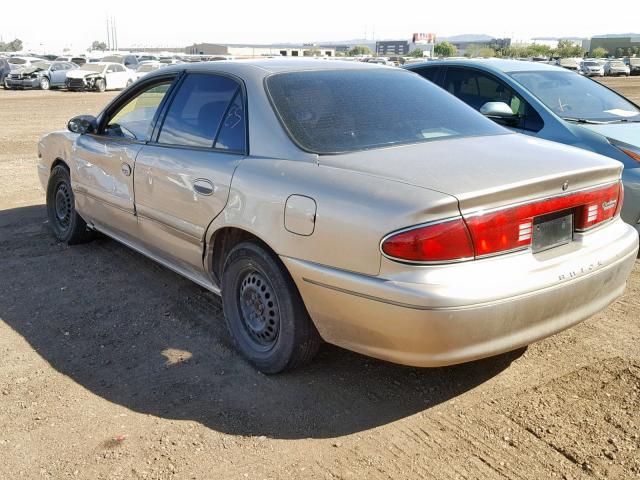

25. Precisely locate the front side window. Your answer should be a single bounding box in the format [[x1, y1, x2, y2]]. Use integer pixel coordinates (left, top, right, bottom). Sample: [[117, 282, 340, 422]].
[[510, 70, 640, 122], [105, 81, 173, 140], [444, 68, 524, 115], [266, 68, 505, 154], [158, 73, 242, 149]]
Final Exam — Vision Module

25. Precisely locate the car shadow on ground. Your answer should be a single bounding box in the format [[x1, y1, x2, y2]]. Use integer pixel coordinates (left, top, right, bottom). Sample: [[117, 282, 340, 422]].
[[0, 205, 523, 439]]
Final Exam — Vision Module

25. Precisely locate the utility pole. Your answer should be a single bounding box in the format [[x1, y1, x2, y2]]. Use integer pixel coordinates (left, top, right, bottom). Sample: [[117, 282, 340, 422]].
[[106, 16, 111, 50]]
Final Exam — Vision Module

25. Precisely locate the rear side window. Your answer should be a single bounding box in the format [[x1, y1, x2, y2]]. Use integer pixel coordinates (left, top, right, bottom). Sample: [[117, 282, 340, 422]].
[[214, 89, 246, 152], [158, 73, 242, 149], [412, 66, 440, 83], [266, 69, 505, 154]]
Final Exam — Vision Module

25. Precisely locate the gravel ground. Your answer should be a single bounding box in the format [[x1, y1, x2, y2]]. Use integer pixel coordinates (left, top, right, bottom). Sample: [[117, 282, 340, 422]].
[[0, 77, 639, 480]]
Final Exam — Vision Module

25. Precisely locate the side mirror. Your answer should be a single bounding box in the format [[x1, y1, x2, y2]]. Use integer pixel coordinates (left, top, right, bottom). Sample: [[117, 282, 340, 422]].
[[67, 115, 97, 135], [480, 102, 516, 119]]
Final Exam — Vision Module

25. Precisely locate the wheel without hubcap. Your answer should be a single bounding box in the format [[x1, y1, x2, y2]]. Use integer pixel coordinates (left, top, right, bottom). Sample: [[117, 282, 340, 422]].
[[46, 165, 95, 244], [221, 242, 321, 373], [238, 270, 280, 351]]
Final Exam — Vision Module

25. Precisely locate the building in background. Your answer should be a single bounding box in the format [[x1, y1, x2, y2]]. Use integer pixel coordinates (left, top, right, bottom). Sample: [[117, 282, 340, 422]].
[[409, 33, 436, 58], [375, 40, 410, 55], [185, 43, 335, 57], [588, 35, 640, 55]]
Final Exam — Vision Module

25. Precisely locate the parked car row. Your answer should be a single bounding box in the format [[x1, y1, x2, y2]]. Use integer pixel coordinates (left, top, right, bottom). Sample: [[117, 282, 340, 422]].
[[1, 53, 190, 91], [37, 59, 638, 373]]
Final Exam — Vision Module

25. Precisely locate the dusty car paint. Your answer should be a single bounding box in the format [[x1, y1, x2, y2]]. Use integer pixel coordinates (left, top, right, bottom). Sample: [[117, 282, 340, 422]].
[[38, 60, 638, 367]]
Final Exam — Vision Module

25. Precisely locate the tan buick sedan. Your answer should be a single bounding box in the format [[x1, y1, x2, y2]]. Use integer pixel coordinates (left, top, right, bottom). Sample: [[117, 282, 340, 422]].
[[37, 60, 638, 373]]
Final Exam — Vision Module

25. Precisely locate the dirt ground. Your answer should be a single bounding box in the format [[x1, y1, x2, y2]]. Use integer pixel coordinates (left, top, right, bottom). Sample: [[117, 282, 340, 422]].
[[0, 77, 639, 480]]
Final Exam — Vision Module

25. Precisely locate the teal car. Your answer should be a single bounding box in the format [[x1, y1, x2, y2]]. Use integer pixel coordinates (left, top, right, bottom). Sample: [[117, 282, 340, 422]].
[[405, 59, 640, 233]]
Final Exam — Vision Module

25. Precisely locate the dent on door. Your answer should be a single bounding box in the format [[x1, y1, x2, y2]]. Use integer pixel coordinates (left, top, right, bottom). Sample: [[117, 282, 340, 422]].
[[133, 145, 242, 276]]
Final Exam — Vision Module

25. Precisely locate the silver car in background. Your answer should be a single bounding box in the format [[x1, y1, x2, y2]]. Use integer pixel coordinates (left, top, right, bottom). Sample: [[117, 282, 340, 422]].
[[605, 60, 630, 76], [579, 60, 605, 77], [37, 60, 638, 373]]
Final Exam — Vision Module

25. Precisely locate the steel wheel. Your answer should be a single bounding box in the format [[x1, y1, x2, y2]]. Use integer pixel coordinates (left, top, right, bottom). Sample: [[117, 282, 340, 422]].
[[53, 180, 73, 231], [238, 269, 280, 351]]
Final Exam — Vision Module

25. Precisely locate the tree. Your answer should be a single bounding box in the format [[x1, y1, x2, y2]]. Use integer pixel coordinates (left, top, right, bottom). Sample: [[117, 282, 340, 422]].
[[408, 48, 424, 57], [615, 48, 624, 58], [90, 40, 108, 51], [434, 41, 457, 57], [465, 44, 495, 58], [590, 47, 608, 58], [555, 39, 584, 58], [348, 45, 372, 56], [0, 38, 23, 52]]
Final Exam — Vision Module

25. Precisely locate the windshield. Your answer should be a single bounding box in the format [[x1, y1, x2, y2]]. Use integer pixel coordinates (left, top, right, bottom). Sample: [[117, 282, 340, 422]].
[[266, 69, 506, 154], [137, 64, 157, 72], [511, 70, 640, 122], [80, 64, 106, 73], [9, 58, 27, 64], [582, 61, 598, 67]]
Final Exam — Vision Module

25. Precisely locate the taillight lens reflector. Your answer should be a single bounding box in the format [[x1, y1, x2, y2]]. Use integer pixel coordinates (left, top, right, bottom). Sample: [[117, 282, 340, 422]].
[[381, 218, 474, 262], [466, 182, 622, 257], [382, 182, 622, 263]]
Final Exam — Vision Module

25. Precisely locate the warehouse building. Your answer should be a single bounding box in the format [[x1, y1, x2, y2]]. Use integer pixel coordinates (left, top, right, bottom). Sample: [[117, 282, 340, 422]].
[[588, 35, 640, 55], [375, 40, 410, 55], [185, 43, 335, 57]]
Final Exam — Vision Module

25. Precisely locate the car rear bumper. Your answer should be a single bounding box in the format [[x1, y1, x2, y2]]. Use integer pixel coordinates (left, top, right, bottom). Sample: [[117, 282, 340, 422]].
[[282, 218, 638, 367]]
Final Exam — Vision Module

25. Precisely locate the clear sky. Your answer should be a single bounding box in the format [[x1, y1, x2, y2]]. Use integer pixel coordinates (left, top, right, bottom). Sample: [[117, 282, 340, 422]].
[[3, 0, 640, 53]]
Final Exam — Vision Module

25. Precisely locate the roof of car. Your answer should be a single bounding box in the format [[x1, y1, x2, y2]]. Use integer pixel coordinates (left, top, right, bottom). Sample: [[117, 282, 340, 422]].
[[159, 58, 391, 75], [405, 58, 568, 74]]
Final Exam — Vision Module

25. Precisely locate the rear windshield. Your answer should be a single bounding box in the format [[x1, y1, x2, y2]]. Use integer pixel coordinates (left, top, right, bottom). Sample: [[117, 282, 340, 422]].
[[265, 68, 506, 154]]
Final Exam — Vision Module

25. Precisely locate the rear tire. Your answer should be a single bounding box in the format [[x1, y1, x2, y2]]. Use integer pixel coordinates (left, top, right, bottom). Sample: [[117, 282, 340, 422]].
[[46, 165, 95, 244], [221, 242, 321, 373]]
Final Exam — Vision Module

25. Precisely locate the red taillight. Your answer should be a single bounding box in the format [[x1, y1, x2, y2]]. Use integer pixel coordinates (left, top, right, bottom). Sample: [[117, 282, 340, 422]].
[[381, 218, 474, 263], [382, 182, 622, 263]]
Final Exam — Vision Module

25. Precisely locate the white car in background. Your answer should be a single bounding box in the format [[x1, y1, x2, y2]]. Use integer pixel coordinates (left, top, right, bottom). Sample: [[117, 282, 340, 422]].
[[65, 62, 136, 92], [604, 60, 631, 76], [579, 60, 605, 76], [7, 56, 46, 71], [134, 62, 163, 81]]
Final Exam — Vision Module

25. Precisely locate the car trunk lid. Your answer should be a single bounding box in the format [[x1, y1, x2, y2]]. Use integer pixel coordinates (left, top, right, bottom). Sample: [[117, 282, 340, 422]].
[[318, 133, 622, 214]]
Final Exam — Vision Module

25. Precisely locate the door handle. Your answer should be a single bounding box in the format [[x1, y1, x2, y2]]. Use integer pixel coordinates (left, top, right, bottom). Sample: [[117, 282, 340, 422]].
[[193, 178, 215, 196]]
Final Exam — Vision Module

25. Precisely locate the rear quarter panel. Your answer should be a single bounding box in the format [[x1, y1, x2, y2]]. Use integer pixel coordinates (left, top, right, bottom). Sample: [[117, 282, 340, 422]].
[[206, 156, 461, 277]]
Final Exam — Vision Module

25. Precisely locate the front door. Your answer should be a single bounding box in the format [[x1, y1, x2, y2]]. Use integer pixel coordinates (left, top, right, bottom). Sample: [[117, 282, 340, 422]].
[[134, 72, 248, 277], [72, 77, 176, 239], [49, 62, 68, 86]]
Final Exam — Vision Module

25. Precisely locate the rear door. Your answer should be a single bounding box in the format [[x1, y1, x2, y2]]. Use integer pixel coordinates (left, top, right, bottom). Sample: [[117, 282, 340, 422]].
[[134, 72, 248, 276], [72, 76, 176, 239]]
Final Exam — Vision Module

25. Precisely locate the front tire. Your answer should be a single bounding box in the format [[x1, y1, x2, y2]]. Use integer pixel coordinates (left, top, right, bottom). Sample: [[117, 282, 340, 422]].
[[95, 78, 106, 92], [46, 165, 94, 244], [39, 77, 50, 90], [221, 242, 321, 373]]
